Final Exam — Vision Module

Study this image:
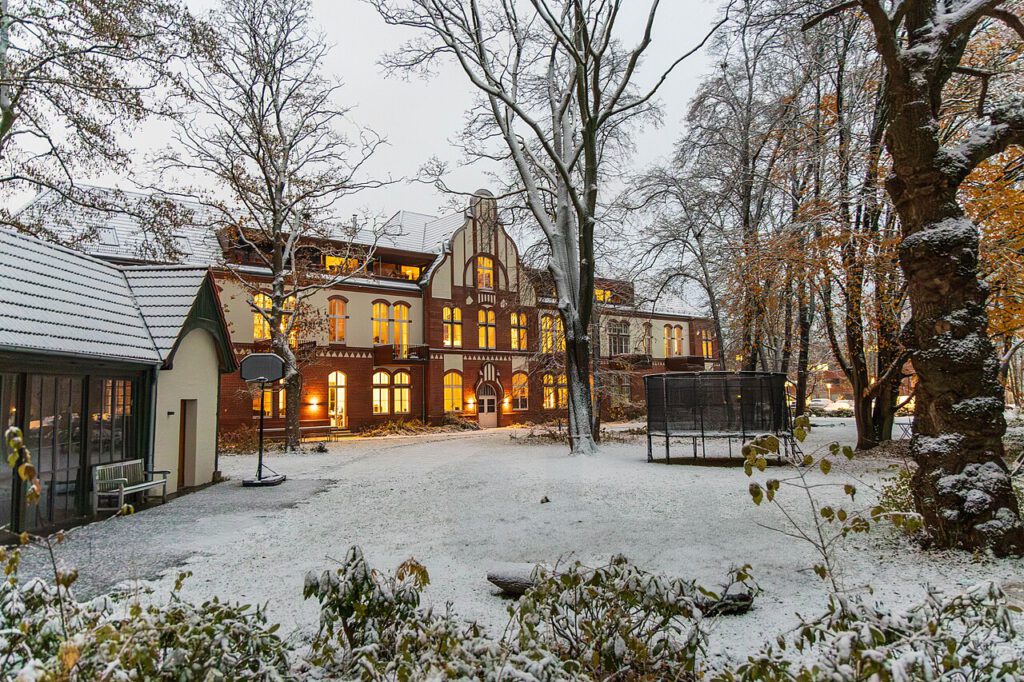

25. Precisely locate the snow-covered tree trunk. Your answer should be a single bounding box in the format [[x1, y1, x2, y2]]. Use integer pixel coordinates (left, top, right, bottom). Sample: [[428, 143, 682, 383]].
[[807, 0, 1024, 553]]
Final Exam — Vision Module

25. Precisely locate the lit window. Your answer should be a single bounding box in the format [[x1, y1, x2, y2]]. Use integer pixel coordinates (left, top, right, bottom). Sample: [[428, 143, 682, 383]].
[[478, 308, 496, 349], [400, 265, 421, 281], [540, 314, 564, 353], [252, 385, 273, 417], [511, 312, 528, 350], [443, 371, 463, 412], [328, 298, 346, 343], [643, 323, 653, 354], [328, 371, 346, 428], [542, 373, 567, 409], [664, 324, 673, 357], [595, 288, 612, 303], [476, 256, 494, 289], [674, 325, 685, 356], [608, 320, 630, 356], [253, 293, 272, 341], [393, 371, 411, 414], [394, 303, 411, 357], [372, 371, 390, 414], [512, 372, 528, 411], [443, 306, 462, 348], [325, 255, 359, 274], [372, 302, 390, 344], [278, 385, 286, 414], [701, 329, 715, 359]]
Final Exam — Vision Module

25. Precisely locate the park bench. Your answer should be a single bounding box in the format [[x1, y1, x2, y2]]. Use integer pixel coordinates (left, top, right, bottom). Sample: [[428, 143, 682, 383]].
[[92, 459, 169, 512], [261, 424, 342, 442]]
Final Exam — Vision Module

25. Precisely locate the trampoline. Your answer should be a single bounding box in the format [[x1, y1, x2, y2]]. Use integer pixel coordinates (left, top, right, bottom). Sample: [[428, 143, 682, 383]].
[[644, 371, 798, 464]]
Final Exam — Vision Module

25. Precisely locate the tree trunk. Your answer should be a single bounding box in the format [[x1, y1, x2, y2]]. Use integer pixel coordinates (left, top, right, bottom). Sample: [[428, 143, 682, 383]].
[[794, 276, 812, 417], [887, 107, 1024, 552], [564, 323, 597, 455]]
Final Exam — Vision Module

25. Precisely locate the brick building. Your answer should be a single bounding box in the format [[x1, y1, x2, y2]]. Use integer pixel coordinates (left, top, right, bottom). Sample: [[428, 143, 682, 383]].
[[21, 189, 719, 434]]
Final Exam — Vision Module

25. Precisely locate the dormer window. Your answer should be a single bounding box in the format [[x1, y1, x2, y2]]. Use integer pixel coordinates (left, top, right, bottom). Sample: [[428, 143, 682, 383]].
[[476, 256, 494, 289]]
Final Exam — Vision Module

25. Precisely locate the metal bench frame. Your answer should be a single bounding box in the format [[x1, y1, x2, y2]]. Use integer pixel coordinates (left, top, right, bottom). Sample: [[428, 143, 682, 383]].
[[92, 459, 170, 512]]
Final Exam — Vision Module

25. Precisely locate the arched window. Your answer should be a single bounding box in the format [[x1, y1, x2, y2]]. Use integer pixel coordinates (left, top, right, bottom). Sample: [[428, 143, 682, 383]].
[[328, 371, 347, 427], [541, 314, 564, 353], [642, 322, 653, 354], [443, 371, 463, 412], [253, 293, 272, 341], [372, 371, 390, 414], [663, 324, 673, 357], [608, 320, 630, 356], [673, 325, 685, 356], [393, 371, 411, 414], [394, 303, 411, 357], [372, 302, 390, 345], [543, 373, 567, 409], [478, 308, 496, 349], [328, 297, 346, 343], [511, 372, 529, 411], [443, 306, 462, 348], [510, 312, 528, 350], [476, 255, 494, 289]]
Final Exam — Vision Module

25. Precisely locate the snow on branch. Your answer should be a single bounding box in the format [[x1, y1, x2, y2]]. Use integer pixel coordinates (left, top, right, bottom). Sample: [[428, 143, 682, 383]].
[[942, 93, 1024, 183]]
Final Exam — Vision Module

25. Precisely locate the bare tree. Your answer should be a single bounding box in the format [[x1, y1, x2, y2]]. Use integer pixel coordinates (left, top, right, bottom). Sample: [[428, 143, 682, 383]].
[[0, 0, 194, 240], [158, 0, 387, 449], [369, 0, 727, 454], [806, 0, 1024, 553]]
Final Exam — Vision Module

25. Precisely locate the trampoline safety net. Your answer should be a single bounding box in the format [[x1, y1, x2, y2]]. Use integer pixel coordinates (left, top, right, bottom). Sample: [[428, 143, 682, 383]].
[[644, 371, 791, 439]]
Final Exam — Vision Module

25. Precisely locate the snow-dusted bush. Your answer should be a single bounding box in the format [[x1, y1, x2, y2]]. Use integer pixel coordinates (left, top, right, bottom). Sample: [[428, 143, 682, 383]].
[[718, 582, 1021, 681], [0, 562, 292, 680], [512, 555, 711, 681], [303, 546, 575, 680]]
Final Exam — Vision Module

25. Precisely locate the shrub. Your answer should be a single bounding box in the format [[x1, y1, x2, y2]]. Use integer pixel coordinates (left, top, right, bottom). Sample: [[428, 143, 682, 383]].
[[512, 555, 712, 681], [718, 582, 1021, 681], [219, 424, 260, 454]]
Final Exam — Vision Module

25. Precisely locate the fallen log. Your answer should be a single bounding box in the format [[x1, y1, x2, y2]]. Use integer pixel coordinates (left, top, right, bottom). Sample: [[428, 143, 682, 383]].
[[486, 564, 754, 616]]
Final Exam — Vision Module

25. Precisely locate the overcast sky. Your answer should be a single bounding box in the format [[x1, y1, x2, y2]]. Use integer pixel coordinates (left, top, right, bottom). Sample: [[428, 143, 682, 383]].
[[121, 0, 725, 221]]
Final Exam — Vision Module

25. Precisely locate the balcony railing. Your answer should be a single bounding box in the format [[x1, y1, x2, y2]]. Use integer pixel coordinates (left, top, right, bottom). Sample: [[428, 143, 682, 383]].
[[373, 344, 429, 365]]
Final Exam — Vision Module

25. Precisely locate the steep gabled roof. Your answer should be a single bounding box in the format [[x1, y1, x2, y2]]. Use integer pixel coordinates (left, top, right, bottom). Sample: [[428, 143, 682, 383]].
[[378, 209, 468, 254], [122, 266, 210, 362], [0, 228, 161, 364]]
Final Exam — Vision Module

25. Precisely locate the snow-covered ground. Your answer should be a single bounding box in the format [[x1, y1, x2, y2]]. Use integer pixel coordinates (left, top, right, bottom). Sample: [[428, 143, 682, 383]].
[[22, 418, 1024, 662]]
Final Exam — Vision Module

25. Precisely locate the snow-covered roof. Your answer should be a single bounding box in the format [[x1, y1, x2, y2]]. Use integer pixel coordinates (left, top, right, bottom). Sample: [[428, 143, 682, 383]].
[[122, 266, 210, 362], [15, 187, 225, 266], [0, 228, 226, 367], [0, 227, 162, 364], [378, 209, 467, 254]]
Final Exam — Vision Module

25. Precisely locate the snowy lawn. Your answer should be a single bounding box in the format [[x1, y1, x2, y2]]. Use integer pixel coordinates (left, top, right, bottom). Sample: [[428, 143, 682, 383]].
[[21, 418, 1024, 661]]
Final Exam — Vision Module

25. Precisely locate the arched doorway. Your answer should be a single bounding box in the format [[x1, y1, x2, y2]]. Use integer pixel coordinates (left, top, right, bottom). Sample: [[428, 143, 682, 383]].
[[328, 371, 347, 428], [476, 383, 498, 428]]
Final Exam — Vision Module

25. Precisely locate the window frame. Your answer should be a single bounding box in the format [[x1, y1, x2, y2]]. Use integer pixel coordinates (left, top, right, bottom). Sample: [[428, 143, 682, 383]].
[[608, 319, 630, 356], [442, 306, 463, 348], [328, 296, 347, 344], [393, 370, 411, 414], [476, 255, 495, 290], [510, 312, 528, 351], [394, 303, 411, 357], [372, 370, 391, 414], [511, 372, 529, 411], [478, 307, 496, 349], [372, 301, 390, 345], [443, 371, 463, 413]]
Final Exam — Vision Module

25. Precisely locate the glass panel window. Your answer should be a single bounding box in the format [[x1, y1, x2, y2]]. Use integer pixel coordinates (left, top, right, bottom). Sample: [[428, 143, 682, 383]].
[[443, 371, 463, 412], [543, 373, 566, 410], [394, 304, 411, 357], [443, 306, 462, 348], [400, 265, 421, 281], [372, 302, 390, 345], [252, 386, 273, 417], [511, 312, 528, 351], [328, 298, 346, 343], [328, 371, 346, 428], [393, 371, 411, 414], [664, 324, 673, 357], [511, 372, 528, 411], [701, 329, 715, 359], [674, 325, 685, 356], [595, 288, 612, 303], [541, 314, 564, 353], [476, 256, 494, 289], [609, 374, 631, 406], [325, 255, 359, 274], [372, 371, 390, 414], [253, 293, 272, 341], [478, 308, 496, 349], [608, 320, 630, 356]]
